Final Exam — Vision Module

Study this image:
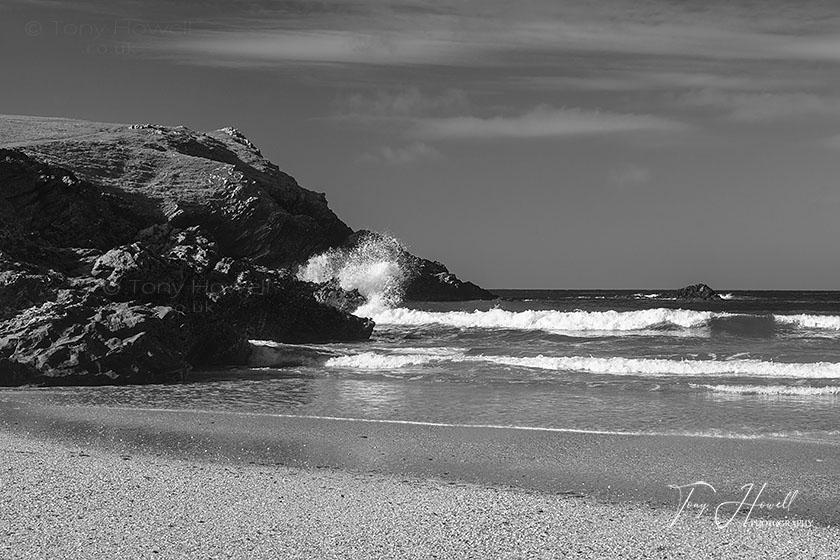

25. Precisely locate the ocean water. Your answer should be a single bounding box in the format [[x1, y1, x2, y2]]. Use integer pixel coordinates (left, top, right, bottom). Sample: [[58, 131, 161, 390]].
[[9, 289, 840, 444]]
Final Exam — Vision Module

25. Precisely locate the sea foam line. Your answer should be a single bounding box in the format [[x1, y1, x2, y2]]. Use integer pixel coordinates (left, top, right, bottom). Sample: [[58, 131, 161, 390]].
[[72, 405, 798, 440], [325, 351, 840, 379], [691, 384, 840, 396]]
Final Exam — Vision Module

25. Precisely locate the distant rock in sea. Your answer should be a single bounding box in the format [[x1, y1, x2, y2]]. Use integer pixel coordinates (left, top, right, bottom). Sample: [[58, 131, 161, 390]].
[[0, 115, 490, 385], [675, 283, 721, 301]]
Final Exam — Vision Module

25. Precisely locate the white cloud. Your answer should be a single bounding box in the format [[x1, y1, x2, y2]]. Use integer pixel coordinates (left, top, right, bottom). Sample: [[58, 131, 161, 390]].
[[824, 135, 840, 149], [680, 90, 840, 121], [410, 106, 684, 140], [358, 142, 441, 165], [611, 165, 651, 187], [518, 72, 812, 93], [336, 87, 469, 118], [160, 29, 474, 67]]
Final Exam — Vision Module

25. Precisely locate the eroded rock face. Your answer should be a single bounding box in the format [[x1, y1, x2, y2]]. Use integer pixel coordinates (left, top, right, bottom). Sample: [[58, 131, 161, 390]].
[[0, 124, 376, 384], [313, 279, 367, 313], [0, 291, 191, 385], [675, 283, 721, 300], [86, 229, 375, 367], [3, 121, 351, 268]]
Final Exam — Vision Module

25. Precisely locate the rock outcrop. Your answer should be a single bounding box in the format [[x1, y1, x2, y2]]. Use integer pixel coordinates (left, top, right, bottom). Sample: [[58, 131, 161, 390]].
[[0, 119, 372, 385], [0, 116, 490, 385], [675, 283, 721, 301]]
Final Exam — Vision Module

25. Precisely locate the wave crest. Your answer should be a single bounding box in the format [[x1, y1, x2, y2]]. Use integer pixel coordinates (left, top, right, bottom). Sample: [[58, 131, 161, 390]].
[[324, 349, 840, 379], [691, 384, 840, 396], [477, 355, 840, 378], [774, 314, 840, 330], [366, 307, 713, 332]]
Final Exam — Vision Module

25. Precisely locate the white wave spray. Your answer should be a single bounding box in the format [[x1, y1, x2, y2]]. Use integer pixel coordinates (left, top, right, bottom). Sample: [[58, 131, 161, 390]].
[[297, 233, 410, 311]]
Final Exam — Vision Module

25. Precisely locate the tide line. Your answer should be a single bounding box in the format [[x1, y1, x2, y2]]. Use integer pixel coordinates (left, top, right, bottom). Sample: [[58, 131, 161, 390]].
[[77, 405, 786, 441]]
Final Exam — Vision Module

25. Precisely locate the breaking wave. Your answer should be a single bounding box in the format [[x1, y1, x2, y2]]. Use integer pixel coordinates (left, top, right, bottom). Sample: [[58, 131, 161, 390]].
[[325, 353, 441, 369], [366, 307, 714, 333], [297, 233, 409, 309], [469, 355, 840, 379], [691, 384, 840, 396], [324, 349, 840, 379], [774, 314, 840, 330]]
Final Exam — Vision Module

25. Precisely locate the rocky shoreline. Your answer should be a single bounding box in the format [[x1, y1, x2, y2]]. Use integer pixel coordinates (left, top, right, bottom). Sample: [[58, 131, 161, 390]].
[[0, 116, 494, 385]]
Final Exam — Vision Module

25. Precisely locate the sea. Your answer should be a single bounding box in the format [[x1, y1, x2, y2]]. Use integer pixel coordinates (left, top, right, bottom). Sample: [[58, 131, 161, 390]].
[[9, 288, 840, 444]]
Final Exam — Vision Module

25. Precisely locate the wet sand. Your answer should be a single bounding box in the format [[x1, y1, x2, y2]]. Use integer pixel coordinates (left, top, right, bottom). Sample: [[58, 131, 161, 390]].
[[0, 400, 838, 558]]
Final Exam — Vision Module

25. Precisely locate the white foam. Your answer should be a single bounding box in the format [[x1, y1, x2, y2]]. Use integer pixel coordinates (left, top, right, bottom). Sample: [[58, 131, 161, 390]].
[[366, 307, 713, 333], [326, 352, 447, 369], [775, 314, 840, 330], [324, 350, 840, 379], [298, 233, 408, 308], [692, 383, 840, 396], [475, 355, 840, 379]]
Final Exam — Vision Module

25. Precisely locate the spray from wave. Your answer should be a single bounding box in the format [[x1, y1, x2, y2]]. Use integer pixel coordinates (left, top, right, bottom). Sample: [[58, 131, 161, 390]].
[[297, 233, 411, 313]]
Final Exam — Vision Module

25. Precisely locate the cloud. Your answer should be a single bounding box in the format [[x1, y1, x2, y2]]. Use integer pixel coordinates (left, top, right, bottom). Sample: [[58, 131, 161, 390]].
[[611, 164, 651, 187], [336, 87, 469, 118], [21, 0, 840, 69], [517, 72, 813, 93], [410, 106, 684, 140], [358, 142, 441, 164], [824, 135, 840, 149], [680, 90, 840, 121], [159, 29, 474, 67]]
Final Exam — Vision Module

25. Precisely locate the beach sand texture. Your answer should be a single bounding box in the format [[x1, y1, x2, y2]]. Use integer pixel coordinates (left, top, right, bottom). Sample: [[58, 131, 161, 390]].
[[1, 404, 838, 559]]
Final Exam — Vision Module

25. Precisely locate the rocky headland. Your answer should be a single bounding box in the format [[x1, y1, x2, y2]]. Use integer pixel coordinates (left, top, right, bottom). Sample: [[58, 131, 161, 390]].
[[0, 115, 494, 385]]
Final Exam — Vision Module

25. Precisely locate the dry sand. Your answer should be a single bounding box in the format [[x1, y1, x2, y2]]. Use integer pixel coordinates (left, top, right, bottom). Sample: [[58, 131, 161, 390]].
[[1, 427, 838, 559]]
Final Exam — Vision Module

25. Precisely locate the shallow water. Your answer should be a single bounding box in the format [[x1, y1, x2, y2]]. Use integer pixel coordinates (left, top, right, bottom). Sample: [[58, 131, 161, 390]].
[[6, 290, 840, 444]]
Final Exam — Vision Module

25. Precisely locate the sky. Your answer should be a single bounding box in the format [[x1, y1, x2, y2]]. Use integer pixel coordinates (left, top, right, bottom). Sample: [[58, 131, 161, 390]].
[[2, 0, 840, 289]]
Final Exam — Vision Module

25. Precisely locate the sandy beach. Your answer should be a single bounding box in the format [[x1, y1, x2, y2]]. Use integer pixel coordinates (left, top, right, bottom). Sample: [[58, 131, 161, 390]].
[[1, 400, 838, 559]]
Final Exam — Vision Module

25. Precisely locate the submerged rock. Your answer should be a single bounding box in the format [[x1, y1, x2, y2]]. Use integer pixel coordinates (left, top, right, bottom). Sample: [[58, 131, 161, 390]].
[[675, 283, 721, 301]]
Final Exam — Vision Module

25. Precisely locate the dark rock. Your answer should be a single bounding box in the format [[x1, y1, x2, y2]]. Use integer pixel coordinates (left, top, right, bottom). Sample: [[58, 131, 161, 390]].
[[0, 292, 191, 386], [0, 149, 149, 258], [0, 254, 64, 321], [3, 120, 351, 268], [403, 258, 496, 302], [313, 279, 366, 313], [88, 231, 373, 366], [675, 283, 721, 301]]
